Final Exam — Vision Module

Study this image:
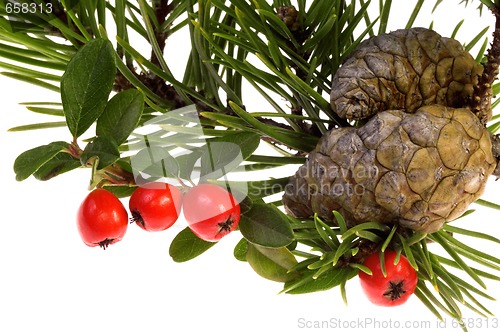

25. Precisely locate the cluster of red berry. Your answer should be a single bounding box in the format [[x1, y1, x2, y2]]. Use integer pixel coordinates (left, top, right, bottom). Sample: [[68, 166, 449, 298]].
[[77, 183, 418, 307], [76, 183, 241, 248]]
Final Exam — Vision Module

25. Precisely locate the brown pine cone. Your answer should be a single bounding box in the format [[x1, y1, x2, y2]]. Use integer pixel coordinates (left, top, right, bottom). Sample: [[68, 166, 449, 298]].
[[330, 28, 485, 121], [282, 105, 496, 234]]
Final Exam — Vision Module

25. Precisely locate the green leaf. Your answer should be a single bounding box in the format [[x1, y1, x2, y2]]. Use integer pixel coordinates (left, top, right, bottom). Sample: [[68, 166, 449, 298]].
[[131, 146, 180, 181], [96, 89, 144, 145], [340, 221, 390, 240], [439, 230, 500, 265], [464, 26, 489, 52], [378, 0, 393, 35], [80, 137, 120, 170], [436, 255, 500, 280], [238, 195, 254, 215], [314, 216, 340, 250], [431, 263, 464, 303], [283, 267, 356, 294], [199, 132, 260, 180], [239, 203, 294, 248], [169, 226, 217, 262], [302, 13, 338, 51], [246, 243, 298, 282], [176, 150, 202, 180], [443, 225, 500, 244], [33, 153, 81, 181], [210, 131, 260, 160], [417, 280, 455, 317], [333, 210, 348, 233], [340, 279, 348, 305], [349, 263, 372, 275], [397, 233, 419, 271], [199, 142, 241, 179], [475, 199, 500, 211], [332, 233, 357, 266], [381, 225, 398, 252], [430, 232, 487, 289], [414, 287, 444, 322], [13, 141, 70, 181], [307, 251, 336, 270], [25, 106, 65, 117], [228, 101, 318, 152], [234, 238, 248, 262], [100, 185, 137, 198], [8, 121, 68, 132], [61, 38, 116, 138], [379, 250, 387, 277], [0, 72, 60, 92]]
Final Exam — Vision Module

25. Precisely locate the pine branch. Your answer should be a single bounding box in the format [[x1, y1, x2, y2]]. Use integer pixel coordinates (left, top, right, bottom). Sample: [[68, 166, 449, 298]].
[[149, 0, 173, 67], [472, 2, 500, 123], [2, 2, 500, 322]]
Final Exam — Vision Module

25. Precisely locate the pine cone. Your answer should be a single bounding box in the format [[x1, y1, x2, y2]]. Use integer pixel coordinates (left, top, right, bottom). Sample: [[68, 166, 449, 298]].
[[330, 28, 484, 121], [283, 105, 496, 234]]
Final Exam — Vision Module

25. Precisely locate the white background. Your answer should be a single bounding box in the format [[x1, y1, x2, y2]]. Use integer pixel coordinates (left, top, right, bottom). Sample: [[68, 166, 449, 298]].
[[1, 1, 500, 331]]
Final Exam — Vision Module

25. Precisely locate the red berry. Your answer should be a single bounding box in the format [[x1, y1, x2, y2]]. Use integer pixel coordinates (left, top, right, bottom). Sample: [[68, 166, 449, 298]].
[[183, 184, 240, 242], [129, 183, 182, 232], [358, 250, 418, 306], [77, 188, 128, 249]]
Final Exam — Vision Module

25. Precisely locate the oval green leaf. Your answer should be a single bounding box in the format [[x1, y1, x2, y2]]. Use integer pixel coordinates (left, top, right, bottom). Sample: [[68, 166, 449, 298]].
[[169, 227, 217, 262], [61, 38, 116, 138], [283, 267, 357, 294], [175, 149, 202, 180], [209, 131, 260, 160], [131, 146, 180, 181], [96, 89, 144, 145], [80, 136, 120, 170], [199, 132, 260, 180], [246, 243, 298, 282], [101, 185, 137, 198], [239, 203, 294, 248], [234, 238, 248, 262], [199, 141, 242, 180], [33, 153, 81, 181], [13, 141, 70, 181]]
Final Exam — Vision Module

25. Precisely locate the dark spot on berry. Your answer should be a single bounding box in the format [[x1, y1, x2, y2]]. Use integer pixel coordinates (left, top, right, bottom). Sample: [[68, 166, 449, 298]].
[[130, 210, 145, 227], [217, 217, 234, 234], [383, 280, 407, 301], [98, 238, 115, 250]]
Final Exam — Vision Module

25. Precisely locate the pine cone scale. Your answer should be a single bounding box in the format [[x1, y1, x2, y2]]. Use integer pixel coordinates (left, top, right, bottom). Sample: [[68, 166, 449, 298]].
[[406, 148, 444, 199], [283, 106, 496, 234], [331, 28, 484, 121]]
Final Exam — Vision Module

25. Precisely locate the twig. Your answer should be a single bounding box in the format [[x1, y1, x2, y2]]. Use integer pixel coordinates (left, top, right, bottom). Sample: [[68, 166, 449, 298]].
[[150, 0, 174, 68], [472, 3, 500, 124], [477, 3, 500, 176], [278, 6, 319, 135]]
